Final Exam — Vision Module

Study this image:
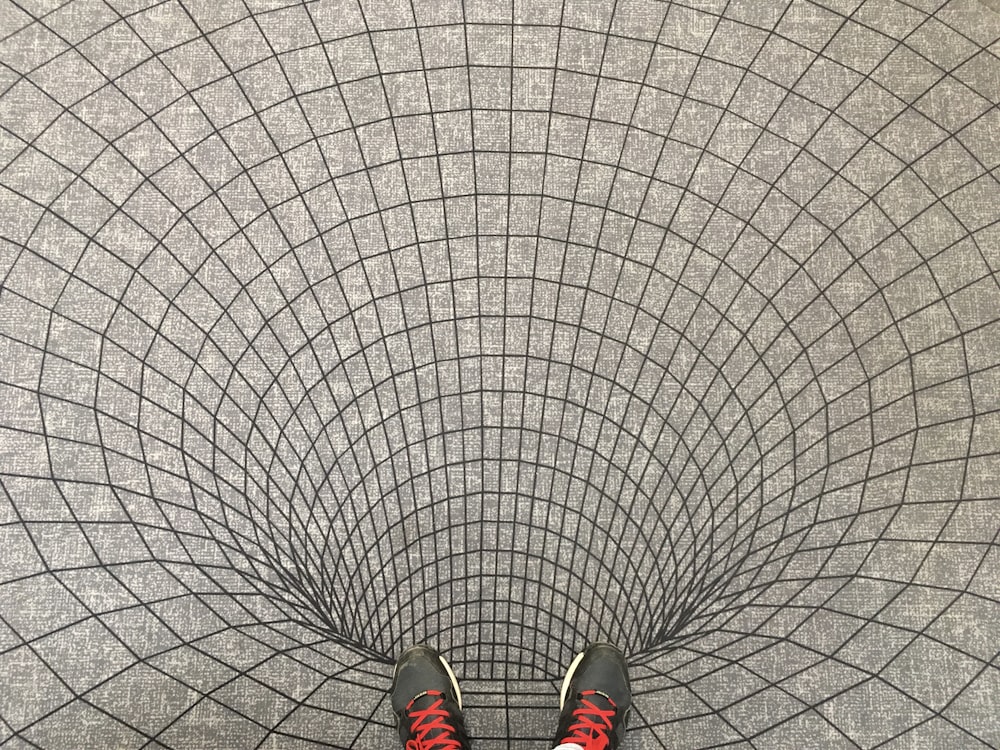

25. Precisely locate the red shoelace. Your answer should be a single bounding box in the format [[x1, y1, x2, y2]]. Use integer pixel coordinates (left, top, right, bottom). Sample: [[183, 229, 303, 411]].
[[558, 690, 618, 750], [404, 691, 464, 750]]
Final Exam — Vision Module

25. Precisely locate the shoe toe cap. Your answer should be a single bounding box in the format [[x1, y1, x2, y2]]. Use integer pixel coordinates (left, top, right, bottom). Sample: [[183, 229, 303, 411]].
[[573, 643, 632, 710], [390, 645, 458, 712]]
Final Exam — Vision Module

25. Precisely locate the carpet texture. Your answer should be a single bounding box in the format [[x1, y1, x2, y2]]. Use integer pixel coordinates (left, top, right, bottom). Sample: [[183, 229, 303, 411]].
[[1, 0, 999, 747]]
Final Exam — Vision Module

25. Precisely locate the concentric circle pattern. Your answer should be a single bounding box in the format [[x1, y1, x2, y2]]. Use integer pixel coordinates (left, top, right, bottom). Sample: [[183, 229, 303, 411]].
[[1, 0, 1000, 747]]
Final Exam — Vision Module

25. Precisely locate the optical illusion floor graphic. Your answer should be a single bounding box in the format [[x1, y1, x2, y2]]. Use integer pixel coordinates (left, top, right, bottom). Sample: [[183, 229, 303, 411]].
[[1, 0, 1000, 747]]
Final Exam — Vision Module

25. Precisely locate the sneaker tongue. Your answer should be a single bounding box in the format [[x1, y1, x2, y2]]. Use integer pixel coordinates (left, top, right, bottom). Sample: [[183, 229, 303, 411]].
[[409, 691, 437, 709], [578, 689, 616, 711], [408, 690, 450, 713]]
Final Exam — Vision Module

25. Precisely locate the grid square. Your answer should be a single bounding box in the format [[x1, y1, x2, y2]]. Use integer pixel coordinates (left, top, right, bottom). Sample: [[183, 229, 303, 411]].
[[826, 19, 897, 74]]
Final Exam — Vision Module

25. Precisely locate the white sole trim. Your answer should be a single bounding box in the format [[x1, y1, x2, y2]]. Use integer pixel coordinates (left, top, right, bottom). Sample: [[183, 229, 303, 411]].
[[558, 650, 587, 710], [438, 653, 463, 710]]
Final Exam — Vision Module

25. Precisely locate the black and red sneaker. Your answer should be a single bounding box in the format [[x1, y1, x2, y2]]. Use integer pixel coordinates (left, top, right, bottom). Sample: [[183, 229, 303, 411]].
[[391, 644, 470, 750], [553, 644, 632, 750]]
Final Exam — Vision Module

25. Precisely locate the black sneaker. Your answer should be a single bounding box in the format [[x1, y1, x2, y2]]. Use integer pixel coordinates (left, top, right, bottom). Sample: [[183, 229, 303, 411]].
[[553, 643, 632, 750], [391, 644, 471, 750]]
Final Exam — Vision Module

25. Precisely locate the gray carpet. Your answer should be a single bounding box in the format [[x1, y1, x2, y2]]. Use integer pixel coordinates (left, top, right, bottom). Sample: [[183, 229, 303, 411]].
[[1, 0, 999, 747]]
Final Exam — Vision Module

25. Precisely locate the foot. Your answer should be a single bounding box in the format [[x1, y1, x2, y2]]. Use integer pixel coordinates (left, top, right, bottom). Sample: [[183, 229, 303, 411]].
[[391, 644, 470, 750], [553, 643, 632, 750]]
